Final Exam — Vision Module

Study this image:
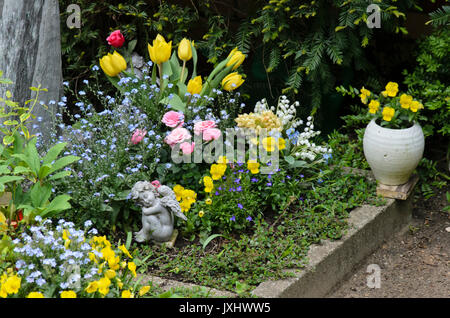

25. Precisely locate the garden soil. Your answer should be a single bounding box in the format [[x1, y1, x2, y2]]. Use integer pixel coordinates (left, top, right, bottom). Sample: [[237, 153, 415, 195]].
[[329, 188, 450, 298]]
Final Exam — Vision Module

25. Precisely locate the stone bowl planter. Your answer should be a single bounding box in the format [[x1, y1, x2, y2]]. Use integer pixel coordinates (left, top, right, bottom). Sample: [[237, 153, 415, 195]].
[[363, 119, 424, 186]]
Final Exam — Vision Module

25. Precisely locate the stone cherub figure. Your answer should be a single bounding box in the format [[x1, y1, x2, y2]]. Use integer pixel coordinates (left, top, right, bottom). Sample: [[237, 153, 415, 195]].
[[131, 180, 187, 243]]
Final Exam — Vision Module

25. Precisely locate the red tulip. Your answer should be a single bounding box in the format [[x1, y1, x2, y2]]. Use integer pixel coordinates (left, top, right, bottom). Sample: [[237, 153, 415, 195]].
[[107, 30, 125, 48]]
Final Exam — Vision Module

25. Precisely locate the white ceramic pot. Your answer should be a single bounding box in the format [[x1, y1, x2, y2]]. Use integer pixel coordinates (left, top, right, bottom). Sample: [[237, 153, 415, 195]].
[[363, 119, 424, 186]]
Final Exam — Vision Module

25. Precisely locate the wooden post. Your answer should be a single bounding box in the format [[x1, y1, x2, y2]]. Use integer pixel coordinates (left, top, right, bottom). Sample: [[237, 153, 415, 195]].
[[0, 0, 62, 144]]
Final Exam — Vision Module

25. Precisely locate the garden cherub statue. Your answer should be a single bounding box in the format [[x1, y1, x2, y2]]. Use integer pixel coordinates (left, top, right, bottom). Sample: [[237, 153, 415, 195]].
[[131, 180, 187, 244]]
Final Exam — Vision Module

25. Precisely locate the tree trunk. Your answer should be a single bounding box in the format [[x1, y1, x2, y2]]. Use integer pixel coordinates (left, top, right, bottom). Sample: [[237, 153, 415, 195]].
[[0, 0, 62, 144]]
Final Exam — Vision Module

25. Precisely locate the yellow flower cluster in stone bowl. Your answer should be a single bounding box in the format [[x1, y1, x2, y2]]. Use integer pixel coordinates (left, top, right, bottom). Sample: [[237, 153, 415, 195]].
[[338, 81, 425, 129], [0, 216, 152, 298]]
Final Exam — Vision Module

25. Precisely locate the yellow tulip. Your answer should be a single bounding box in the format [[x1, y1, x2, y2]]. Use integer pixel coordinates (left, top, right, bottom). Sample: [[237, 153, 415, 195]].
[[187, 76, 203, 95], [148, 34, 172, 65], [178, 38, 193, 62], [226, 48, 245, 70], [221, 72, 244, 91], [99, 51, 127, 77]]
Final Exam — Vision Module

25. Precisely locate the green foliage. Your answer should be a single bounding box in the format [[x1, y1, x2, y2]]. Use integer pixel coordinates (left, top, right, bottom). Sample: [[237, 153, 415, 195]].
[[0, 134, 78, 222], [134, 166, 381, 292], [0, 73, 76, 226], [59, 0, 422, 113], [402, 26, 450, 138]]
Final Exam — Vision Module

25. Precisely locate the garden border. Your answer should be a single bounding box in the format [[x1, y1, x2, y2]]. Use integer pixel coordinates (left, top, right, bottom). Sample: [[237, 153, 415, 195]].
[[140, 170, 414, 298]]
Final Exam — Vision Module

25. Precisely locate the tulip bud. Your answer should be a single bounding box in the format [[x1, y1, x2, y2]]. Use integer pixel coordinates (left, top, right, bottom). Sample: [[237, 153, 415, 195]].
[[148, 34, 172, 65], [178, 38, 193, 62], [221, 72, 244, 91], [99, 51, 127, 77], [106, 30, 125, 48], [226, 48, 245, 70], [187, 76, 203, 95]]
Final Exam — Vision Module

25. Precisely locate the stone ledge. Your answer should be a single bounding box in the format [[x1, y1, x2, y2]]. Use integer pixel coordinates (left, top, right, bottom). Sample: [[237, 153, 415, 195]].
[[251, 197, 413, 297]]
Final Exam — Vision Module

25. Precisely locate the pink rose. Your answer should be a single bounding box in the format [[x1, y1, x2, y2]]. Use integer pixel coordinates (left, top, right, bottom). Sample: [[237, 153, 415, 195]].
[[194, 120, 217, 136], [164, 127, 191, 147], [180, 142, 195, 155], [202, 128, 222, 141], [106, 30, 125, 48], [162, 111, 184, 128], [130, 129, 147, 145], [151, 180, 161, 188]]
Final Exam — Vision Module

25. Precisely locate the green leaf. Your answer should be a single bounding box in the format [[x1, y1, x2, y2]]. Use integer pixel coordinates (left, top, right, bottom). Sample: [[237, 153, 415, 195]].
[[160, 94, 186, 112], [202, 234, 226, 250], [47, 155, 80, 175], [42, 142, 68, 165], [191, 42, 198, 79], [38, 164, 52, 180], [30, 183, 52, 208], [0, 175, 24, 185], [169, 52, 181, 80], [13, 166, 32, 175], [47, 170, 71, 181], [284, 156, 295, 165], [24, 138, 41, 176], [40, 195, 71, 217]]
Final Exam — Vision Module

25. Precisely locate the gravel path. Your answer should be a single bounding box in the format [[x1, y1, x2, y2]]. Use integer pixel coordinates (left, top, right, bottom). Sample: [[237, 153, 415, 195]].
[[329, 189, 450, 298]]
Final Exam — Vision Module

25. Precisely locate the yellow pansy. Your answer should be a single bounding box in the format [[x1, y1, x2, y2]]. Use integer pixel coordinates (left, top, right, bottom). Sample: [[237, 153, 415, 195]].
[[221, 72, 245, 91], [217, 156, 229, 164], [148, 34, 172, 65], [187, 76, 202, 95], [360, 87, 371, 97], [210, 163, 227, 180], [107, 255, 121, 271], [399, 94, 413, 109], [105, 269, 116, 279], [226, 48, 245, 70], [278, 138, 286, 150], [383, 82, 399, 97], [262, 137, 276, 152], [85, 281, 98, 293], [177, 38, 193, 62], [173, 185, 185, 201], [247, 160, 260, 174], [203, 176, 214, 193], [198, 210, 205, 218], [382, 107, 395, 121], [119, 244, 133, 259], [60, 290, 77, 298], [205, 198, 212, 205], [368, 100, 380, 114], [139, 285, 151, 296], [127, 262, 137, 277], [97, 277, 111, 296], [101, 246, 115, 260], [99, 51, 127, 77], [27, 292, 45, 298], [3, 275, 20, 294], [410, 100, 423, 113], [181, 189, 197, 205], [180, 200, 192, 213], [121, 290, 133, 298]]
